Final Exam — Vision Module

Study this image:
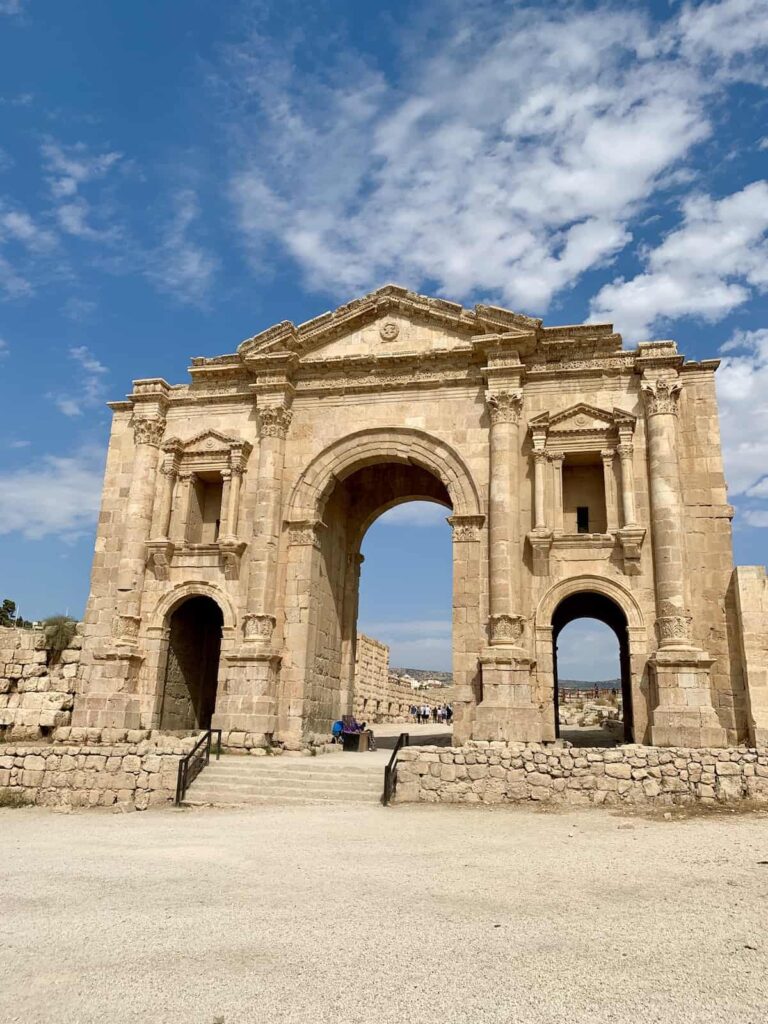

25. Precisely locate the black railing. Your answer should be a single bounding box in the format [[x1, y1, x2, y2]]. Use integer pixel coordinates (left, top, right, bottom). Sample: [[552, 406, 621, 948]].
[[175, 729, 222, 806], [382, 732, 409, 806]]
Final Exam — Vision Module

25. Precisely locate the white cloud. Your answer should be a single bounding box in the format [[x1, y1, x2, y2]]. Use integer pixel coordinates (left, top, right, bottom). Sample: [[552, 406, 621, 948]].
[[221, 1, 768, 313], [359, 619, 452, 671], [0, 207, 56, 251], [40, 139, 122, 240], [375, 502, 450, 528], [0, 253, 31, 297], [51, 345, 108, 418], [144, 189, 218, 304], [679, 0, 768, 79], [0, 0, 25, 14], [0, 448, 104, 540], [716, 330, 768, 524], [589, 181, 768, 338]]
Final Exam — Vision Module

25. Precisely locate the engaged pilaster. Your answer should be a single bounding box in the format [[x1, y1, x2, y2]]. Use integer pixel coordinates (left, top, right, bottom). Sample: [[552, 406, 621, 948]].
[[642, 372, 725, 747]]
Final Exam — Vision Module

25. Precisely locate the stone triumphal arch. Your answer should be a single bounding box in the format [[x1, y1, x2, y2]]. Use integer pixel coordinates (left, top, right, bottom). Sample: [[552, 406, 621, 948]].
[[73, 285, 768, 749]]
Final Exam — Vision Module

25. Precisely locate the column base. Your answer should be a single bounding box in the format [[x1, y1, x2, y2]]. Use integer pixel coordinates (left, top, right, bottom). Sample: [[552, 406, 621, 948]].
[[474, 649, 552, 743], [648, 648, 727, 748]]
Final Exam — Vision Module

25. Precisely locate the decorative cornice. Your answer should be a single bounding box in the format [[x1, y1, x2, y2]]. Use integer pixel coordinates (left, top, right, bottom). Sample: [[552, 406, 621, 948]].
[[641, 377, 682, 417], [487, 389, 523, 425]]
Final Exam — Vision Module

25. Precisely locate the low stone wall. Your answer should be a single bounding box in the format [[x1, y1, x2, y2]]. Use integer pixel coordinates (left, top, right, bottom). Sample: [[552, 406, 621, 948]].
[[0, 734, 195, 811], [0, 625, 82, 741], [394, 742, 768, 807]]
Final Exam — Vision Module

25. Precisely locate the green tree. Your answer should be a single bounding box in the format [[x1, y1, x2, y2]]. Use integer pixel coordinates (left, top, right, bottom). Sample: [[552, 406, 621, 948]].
[[0, 599, 17, 628]]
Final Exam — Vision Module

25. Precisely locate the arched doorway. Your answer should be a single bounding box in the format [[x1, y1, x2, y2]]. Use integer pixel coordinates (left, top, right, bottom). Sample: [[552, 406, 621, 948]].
[[158, 595, 223, 730], [281, 435, 484, 745], [552, 592, 633, 745]]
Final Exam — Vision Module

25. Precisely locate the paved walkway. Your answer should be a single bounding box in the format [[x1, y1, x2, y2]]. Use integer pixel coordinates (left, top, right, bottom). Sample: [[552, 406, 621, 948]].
[[2, 803, 768, 1024]]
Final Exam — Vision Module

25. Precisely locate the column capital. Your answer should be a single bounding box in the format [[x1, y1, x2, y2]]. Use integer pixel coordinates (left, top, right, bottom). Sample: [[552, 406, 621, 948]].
[[486, 389, 523, 425], [447, 514, 485, 542], [641, 376, 682, 417], [600, 447, 615, 463], [532, 449, 548, 465], [132, 416, 165, 447], [548, 451, 565, 464], [489, 613, 526, 645], [257, 404, 293, 439], [617, 442, 634, 460]]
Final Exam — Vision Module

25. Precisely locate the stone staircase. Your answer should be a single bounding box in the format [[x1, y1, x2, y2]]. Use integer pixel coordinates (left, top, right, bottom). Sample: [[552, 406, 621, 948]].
[[184, 753, 384, 807]]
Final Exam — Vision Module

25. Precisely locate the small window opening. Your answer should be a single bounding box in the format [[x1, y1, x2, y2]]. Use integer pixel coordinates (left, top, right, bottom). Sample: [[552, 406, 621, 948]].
[[577, 506, 589, 534], [187, 472, 224, 544]]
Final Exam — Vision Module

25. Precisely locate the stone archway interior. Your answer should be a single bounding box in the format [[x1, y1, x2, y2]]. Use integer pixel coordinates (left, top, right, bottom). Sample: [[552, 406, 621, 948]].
[[159, 595, 224, 730], [306, 461, 452, 733], [552, 591, 633, 743]]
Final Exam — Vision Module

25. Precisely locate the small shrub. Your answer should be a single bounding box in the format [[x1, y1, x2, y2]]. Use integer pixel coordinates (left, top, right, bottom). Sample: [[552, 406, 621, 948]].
[[42, 615, 77, 662]]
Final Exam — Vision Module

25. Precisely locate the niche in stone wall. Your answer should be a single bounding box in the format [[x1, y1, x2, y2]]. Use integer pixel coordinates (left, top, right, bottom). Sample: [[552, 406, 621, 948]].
[[187, 472, 224, 544], [562, 453, 607, 535]]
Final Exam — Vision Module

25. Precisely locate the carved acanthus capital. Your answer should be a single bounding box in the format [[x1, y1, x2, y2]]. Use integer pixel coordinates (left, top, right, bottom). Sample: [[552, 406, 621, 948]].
[[133, 417, 165, 447], [600, 448, 615, 463], [548, 451, 565, 465], [487, 389, 523, 425], [641, 377, 682, 417], [655, 614, 692, 646], [258, 405, 293, 439], [447, 514, 485, 542], [489, 613, 526, 645], [243, 613, 276, 642], [532, 449, 549, 465], [617, 443, 634, 460]]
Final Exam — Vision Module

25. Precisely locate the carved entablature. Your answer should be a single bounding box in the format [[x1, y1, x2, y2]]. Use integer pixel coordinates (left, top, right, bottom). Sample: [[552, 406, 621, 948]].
[[163, 429, 252, 476], [529, 403, 636, 454]]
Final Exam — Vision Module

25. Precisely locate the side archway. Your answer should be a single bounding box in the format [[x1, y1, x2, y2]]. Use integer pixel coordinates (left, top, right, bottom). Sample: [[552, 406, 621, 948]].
[[534, 576, 650, 744]]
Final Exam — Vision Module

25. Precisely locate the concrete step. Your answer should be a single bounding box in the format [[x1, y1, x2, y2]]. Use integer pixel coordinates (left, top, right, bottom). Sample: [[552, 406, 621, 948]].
[[190, 778, 381, 796], [200, 766, 381, 784]]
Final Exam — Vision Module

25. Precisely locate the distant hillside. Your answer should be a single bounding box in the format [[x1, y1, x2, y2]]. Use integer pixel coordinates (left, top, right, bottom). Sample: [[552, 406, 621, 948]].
[[391, 667, 452, 686]]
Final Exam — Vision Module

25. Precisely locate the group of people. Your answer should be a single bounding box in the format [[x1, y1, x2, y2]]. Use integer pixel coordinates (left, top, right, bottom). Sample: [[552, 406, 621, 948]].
[[410, 703, 453, 725]]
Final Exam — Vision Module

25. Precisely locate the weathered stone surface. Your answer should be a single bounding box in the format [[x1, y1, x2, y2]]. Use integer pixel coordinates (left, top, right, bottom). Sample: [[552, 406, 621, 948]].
[[395, 743, 768, 808]]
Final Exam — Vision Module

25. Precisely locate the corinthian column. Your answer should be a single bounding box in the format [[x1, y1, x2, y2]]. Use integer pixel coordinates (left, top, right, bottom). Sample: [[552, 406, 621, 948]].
[[115, 414, 165, 642], [486, 389, 524, 644], [642, 374, 725, 747], [242, 403, 293, 644]]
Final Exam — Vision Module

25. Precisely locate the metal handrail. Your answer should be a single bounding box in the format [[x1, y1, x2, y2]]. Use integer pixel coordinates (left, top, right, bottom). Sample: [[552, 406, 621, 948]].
[[175, 729, 222, 806], [382, 732, 409, 806]]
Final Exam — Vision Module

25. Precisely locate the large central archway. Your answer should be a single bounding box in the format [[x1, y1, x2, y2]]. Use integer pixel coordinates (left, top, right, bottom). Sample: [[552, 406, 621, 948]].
[[279, 429, 484, 745]]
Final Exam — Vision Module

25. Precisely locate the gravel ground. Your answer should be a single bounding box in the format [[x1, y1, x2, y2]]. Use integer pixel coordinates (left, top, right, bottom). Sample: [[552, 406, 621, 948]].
[[2, 803, 768, 1024]]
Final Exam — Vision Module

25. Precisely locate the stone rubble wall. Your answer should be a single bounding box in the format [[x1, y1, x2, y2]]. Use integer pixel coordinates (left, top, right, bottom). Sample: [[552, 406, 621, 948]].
[[394, 742, 768, 807], [0, 625, 82, 741], [0, 733, 196, 811]]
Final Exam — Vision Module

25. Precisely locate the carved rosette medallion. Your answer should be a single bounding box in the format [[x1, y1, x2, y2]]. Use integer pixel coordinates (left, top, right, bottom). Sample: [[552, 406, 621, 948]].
[[641, 378, 682, 417], [243, 613, 276, 642], [257, 405, 293, 439], [489, 613, 525, 644], [487, 390, 523, 425], [379, 320, 400, 341], [133, 417, 165, 447], [446, 514, 485, 542]]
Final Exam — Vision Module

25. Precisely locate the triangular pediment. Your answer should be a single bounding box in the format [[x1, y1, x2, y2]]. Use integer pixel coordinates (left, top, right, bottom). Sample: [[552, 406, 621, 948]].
[[165, 429, 248, 455], [531, 403, 631, 435], [237, 285, 542, 364]]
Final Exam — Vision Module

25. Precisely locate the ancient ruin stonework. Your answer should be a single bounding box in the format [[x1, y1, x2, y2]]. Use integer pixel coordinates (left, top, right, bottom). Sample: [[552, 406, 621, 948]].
[[0, 626, 82, 741], [70, 285, 768, 750], [394, 742, 768, 808], [353, 634, 411, 723]]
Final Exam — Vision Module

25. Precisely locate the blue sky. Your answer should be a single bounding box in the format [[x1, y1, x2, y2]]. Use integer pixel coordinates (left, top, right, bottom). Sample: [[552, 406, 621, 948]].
[[0, 0, 767, 677]]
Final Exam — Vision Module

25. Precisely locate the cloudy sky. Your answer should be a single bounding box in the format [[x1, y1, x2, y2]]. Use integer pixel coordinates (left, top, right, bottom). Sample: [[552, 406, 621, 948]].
[[0, 0, 767, 676]]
